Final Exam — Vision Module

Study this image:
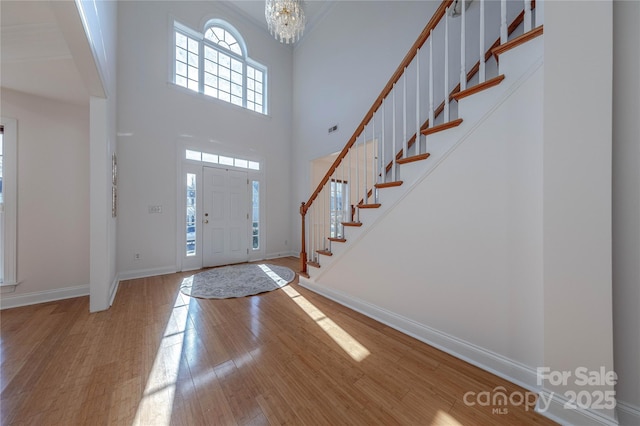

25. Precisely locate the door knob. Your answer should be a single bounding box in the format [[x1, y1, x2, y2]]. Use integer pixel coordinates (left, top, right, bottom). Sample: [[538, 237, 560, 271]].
[[204, 219, 209, 224]]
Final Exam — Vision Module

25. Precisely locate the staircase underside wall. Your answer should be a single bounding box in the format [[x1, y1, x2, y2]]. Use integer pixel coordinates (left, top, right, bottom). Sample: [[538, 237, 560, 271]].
[[307, 64, 544, 389]]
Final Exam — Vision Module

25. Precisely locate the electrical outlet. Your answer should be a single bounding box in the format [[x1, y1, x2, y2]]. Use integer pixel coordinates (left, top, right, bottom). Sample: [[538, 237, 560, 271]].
[[148, 205, 162, 214], [134, 253, 141, 261]]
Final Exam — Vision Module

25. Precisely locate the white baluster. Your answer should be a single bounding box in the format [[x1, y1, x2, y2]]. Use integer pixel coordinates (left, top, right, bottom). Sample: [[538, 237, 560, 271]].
[[372, 114, 376, 201], [444, 10, 450, 122], [479, 0, 486, 83], [348, 147, 352, 221], [403, 70, 407, 159], [323, 184, 326, 249], [355, 136, 360, 221], [524, 0, 532, 32], [381, 100, 386, 183], [416, 48, 420, 155], [392, 85, 397, 182], [328, 183, 331, 241], [460, 0, 466, 91], [310, 203, 314, 262], [429, 31, 434, 127], [341, 154, 346, 237], [501, 0, 507, 44], [364, 125, 368, 204], [328, 182, 332, 242], [307, 204, 311, 263], [322, 186, 326, 249]]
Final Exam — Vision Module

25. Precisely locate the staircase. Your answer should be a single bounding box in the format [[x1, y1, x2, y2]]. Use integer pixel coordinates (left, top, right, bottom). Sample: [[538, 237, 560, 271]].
[[299, 0, 544, 279]]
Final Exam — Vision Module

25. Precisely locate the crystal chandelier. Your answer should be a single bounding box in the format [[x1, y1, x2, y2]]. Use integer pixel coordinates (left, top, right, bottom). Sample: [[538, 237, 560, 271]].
[[265, 0, 306, 44]]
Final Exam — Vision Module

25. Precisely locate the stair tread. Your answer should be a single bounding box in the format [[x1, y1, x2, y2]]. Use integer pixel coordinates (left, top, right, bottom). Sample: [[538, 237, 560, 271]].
[[342, 222, 363, 227], [316, 249, 333, 256], [396, 153, 431, 165], [452, 75, 505, 102], [307, 261, 321, 268], [492, 26, 544, 61], [328, 237, 347, 243], [421, 118, 463, 136], [375, 181, 403, 188], [358, 203, 381, 209]]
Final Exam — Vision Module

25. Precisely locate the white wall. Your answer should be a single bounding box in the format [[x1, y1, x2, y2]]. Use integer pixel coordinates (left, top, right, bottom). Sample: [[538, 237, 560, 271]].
[[542, 1, 615, 423], [311, 61, 544, 386], [116, 1, 293, 276], [291, 1, 439, 254], [75, 0, 119, 312], [0, 88, 90, 302], [612, 0, 640, 422]]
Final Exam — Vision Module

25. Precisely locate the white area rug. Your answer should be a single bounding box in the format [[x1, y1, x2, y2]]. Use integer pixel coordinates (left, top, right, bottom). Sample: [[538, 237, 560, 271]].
[[180, 263, 295, 299]]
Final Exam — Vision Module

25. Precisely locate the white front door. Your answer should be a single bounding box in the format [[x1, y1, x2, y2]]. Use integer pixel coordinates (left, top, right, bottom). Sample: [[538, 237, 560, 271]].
[[202, 167, 249, 267]]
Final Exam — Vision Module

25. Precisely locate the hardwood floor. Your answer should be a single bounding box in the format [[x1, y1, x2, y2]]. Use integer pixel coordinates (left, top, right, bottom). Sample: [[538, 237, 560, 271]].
[[1, 257, 556, 425]]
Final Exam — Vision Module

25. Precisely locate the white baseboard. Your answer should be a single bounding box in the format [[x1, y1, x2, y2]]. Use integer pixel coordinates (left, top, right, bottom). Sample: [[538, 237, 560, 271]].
[[0, 284, 89, 310], [617, 400, 640, 426], [536, 390, 619, 426], [299, 278, 539, 392], [118, 266, 177, 281], [265, 251, 298, 260]]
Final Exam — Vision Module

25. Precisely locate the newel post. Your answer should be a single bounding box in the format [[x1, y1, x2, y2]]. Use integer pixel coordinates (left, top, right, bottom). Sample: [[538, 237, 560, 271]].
[[299, 202, 308, 276]]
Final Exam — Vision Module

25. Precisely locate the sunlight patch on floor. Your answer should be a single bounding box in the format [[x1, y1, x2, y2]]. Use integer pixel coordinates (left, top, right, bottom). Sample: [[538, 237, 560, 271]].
[[280, 285, 370, 362], [431, 409, 464, 425], [257, 264, 289, 287], [132, 282, 190, 425]]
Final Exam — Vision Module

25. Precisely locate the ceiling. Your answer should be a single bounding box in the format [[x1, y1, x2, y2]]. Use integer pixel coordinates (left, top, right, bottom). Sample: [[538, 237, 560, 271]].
[[0, 0, 331, 106], [0, 1, 89, 105]]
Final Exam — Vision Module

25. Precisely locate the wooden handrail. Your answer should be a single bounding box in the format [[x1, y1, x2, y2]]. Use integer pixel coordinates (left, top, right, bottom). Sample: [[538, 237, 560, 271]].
[[301, 0, 453, 216]]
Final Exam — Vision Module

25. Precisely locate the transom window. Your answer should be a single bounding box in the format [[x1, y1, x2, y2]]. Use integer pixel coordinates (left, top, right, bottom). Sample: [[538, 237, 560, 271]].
[[174, 21, 267, 114], [185, 149, 259, 170]]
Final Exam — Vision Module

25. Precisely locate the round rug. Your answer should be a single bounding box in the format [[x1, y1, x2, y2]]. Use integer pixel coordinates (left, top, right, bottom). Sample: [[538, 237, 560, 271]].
[[180, 263, 296, 299]]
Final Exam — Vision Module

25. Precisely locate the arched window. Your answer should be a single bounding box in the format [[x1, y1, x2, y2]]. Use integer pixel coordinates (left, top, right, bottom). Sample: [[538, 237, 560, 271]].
[[174, 20, 267, 114]]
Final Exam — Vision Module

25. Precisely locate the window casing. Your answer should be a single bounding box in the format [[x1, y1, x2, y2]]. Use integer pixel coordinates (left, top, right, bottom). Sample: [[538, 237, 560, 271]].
[[330, 179, 348, 238], [0, 118, 17, 287], [174, 21, 267, 114]]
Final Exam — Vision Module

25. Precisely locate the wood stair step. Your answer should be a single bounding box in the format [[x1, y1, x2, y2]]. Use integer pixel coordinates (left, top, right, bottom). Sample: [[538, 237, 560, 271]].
[[316, 249, 333, 256], [328, 237, 347, 243], [396, 153, 431, 165], [357, 203, 381, 209], [375, 181, 403, 189], [492, 25, 544, 62], [452, 75, 505, 102], [342, 222, 363, 227], [421, 118, 463, 136], [307, 261, 321, 269]]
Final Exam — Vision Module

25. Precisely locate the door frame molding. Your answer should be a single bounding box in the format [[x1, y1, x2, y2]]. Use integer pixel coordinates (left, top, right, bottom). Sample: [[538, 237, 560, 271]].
[[0, 117, 18, 287], [176, 140, 265, 272]]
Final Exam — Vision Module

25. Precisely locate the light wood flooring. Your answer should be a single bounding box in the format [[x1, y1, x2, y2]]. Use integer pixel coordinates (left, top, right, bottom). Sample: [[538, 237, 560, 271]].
[[1, 257, 556, 425]]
